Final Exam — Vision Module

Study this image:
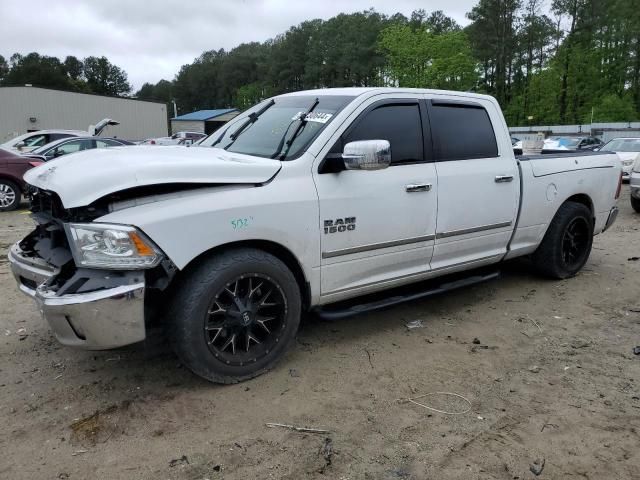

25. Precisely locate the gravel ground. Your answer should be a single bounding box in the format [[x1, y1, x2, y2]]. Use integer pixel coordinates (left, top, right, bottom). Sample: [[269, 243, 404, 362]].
[[1, 188, 639, 480]]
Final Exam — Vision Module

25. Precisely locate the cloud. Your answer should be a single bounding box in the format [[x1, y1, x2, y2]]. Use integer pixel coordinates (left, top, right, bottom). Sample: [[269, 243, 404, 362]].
[[0, 0, 476, 89]]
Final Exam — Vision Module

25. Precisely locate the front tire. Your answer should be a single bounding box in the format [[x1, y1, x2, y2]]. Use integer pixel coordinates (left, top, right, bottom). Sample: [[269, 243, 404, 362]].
[[0, 179, 21, 212], [168, 248, 302, 383], [632, 196, 640, 213], [531, 202, 594, 279]]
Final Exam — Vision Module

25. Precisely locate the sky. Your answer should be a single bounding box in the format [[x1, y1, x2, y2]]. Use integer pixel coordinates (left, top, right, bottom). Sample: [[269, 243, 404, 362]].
[[0, 0, 476, 91]]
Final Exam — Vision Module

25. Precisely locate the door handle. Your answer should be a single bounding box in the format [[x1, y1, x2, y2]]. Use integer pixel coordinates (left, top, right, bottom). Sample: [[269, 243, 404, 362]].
[[495, 175, 514, 183], [405, 183, 432, 193]]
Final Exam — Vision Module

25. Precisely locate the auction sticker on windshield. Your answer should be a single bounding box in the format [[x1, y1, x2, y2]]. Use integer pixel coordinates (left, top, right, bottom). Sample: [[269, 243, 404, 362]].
[[292, 112, 333, 123]]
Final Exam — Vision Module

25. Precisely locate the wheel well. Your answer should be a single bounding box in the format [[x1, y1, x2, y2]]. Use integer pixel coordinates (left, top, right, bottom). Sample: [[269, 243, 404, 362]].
[[565, 194, 594, 216], [182, 240, 310, 309], [0, 175, 22, 193]]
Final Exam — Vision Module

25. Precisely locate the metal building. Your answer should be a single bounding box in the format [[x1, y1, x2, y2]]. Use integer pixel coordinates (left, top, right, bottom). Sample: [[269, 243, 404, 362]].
[[0, 86, 168, 142], [170, 109, 240, 135]]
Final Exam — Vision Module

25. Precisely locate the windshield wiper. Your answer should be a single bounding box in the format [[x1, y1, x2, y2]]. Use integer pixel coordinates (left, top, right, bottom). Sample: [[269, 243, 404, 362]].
[[270, 97, 319, 160], [210, 99, 275, 149], [224, 98, 275, 148]]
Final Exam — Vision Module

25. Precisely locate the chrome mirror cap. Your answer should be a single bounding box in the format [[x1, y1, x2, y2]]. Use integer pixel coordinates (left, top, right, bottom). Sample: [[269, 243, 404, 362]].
[[342, 140, 391, 171]]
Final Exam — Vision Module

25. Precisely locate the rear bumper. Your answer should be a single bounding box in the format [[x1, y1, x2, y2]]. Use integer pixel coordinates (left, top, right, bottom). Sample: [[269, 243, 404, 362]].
[[602, 206, 619, 233], [8, 243, 146, 349]]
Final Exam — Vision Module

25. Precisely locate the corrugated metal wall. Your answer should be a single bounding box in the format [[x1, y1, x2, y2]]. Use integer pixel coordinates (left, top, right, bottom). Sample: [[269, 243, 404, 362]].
[[0, 87, 168, 142], [170, 120, 205, 134]]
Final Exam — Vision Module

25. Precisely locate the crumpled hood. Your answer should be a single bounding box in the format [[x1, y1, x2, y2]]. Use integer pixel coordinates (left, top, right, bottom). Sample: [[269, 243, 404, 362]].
[[24, 145, 281, 208]]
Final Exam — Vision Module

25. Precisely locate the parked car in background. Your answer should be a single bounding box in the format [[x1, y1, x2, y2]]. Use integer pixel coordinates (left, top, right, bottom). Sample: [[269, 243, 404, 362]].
[[142, 131, 207, 146], [543, 136, 603, 152], [630, 159, 640, 212], [599, 137, 640, 181], [1, 130, 87, 153], [28, 137, 132, 161], [1, 119, 119, 153], [514, 136, 604, 155], [0, 148, 43, 211]]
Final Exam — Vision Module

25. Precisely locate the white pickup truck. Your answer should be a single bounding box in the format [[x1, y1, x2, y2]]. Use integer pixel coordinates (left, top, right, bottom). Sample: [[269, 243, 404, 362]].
[[9, 88, 621, 383]]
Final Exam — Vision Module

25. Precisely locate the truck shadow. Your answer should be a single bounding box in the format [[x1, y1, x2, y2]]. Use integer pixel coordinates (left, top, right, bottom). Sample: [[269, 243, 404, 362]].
[[65, 258, 554, 389]]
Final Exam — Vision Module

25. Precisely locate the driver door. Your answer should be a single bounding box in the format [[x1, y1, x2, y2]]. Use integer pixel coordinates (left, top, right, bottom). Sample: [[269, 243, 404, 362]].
[[313, 96, 438, 299]]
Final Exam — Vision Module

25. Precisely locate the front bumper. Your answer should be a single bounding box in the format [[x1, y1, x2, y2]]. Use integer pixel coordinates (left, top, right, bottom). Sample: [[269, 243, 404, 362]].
[[8, 243, 146, 349]]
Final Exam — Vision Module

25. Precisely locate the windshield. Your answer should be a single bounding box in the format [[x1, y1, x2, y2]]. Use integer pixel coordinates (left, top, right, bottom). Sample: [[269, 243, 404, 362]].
[[602, 138, 640, 152], [199, 95, 353, 160]]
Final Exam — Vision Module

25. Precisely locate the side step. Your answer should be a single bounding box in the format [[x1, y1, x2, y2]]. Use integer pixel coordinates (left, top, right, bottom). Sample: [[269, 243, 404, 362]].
[[314, 270, 500, 321]]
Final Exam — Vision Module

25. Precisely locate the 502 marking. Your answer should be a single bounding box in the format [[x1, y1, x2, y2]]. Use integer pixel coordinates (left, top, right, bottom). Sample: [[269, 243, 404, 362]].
[[231, 217, 253, 229]]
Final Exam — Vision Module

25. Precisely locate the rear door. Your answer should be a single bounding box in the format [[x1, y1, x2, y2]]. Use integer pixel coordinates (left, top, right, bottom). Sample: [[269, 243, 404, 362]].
[[428, 97, 519, 270], [313, 95, 438, 298]]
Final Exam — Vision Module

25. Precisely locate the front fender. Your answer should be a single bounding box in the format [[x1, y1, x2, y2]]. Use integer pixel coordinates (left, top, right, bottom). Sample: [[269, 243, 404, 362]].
[[96, 176, 320, 297]]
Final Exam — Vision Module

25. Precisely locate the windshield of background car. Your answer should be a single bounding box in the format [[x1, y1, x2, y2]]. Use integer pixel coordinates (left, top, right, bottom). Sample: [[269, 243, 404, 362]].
[[200, 95, 353, 160], [552, 137, 580, 148], [603, 138, 640, 152], [23, 134, 48, 147]]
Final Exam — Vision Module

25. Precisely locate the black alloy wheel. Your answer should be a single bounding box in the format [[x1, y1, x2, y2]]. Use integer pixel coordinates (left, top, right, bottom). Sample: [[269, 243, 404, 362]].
[[204, 274, 287, 366], [560, 217, 590, 269]]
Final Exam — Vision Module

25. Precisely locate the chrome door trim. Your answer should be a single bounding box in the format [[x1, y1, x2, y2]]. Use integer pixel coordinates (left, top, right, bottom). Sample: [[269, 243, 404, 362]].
[[495, 175, 514, 183], [436, 221, 512, 239], [405, 183, 432, 192], [322, 234, 435, 259]]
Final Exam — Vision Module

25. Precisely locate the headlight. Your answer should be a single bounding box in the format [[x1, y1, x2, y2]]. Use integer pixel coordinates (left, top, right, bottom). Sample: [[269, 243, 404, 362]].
[[64, 223, 162, 269], [633, 159, 640, 173]]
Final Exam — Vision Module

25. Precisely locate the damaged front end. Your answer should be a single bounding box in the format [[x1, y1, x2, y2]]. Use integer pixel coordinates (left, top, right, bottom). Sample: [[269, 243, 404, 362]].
[[8, 188, 176, 349]]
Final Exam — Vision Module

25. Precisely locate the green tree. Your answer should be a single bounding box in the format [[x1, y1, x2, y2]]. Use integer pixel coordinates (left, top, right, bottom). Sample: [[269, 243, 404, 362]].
[[466, 0, 521, 105], [0, 55, 8, 81], [2, 52, 75, 90], [136, 79, 173, 103], [63, 55, 83, 80], [83, 56, 131, 96], [592, 94, 638, 122], [379, 24, 478, 90]]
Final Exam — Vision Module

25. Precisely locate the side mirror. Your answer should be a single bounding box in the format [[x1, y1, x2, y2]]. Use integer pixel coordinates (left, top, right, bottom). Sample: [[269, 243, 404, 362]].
[[53, 149, 65, 158], [342, 140, 391, 171], [15, 141, 26, 150]]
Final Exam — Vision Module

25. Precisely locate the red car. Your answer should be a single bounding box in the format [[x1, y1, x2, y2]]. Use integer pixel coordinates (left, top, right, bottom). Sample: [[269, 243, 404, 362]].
[[0, 148, 43, 211]]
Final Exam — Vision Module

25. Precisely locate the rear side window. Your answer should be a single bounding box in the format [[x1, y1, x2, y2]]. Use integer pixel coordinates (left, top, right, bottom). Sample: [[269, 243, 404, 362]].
[[430, 103, 498, 160], [344, 103, 424, 165]]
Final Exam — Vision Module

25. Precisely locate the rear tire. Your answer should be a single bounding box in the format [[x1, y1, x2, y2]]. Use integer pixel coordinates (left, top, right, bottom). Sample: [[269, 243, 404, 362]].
[[531, 202, 593, 279], [631, 196, 640, 213], [167, 248, 301, 383], [0, 179, 21, 212]]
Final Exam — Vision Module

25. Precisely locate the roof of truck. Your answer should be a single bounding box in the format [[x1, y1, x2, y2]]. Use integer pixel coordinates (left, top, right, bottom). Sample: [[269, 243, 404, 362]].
[[279, 87, 496, 102]]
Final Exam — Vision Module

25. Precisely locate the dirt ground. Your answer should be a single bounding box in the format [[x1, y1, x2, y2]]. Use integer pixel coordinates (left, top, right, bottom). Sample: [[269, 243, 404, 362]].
[[1, 188, 639, 480]]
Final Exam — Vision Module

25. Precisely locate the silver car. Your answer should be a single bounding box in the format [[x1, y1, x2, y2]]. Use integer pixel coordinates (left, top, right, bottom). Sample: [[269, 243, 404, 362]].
[[600, 137, 640, 182]]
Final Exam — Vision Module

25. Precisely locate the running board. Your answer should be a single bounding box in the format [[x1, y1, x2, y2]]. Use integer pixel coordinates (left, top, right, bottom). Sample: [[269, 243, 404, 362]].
[[314, 270, 500, 321]]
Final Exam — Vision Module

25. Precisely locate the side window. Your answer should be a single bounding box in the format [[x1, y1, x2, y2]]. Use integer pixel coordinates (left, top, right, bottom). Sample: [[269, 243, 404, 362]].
[[96, 139, 120, 148], [430, 103, 498, 160], [343, 103, 424, 165], [52, 139, 88, 157]]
